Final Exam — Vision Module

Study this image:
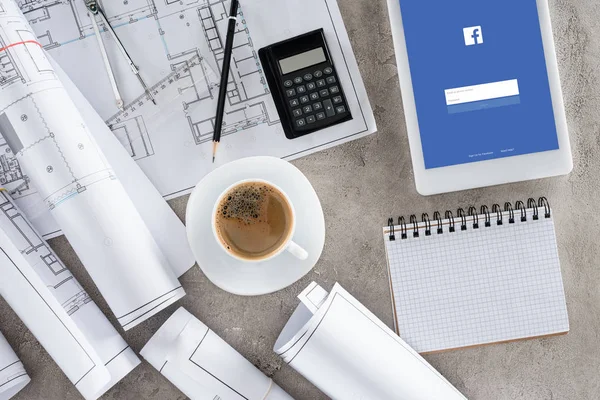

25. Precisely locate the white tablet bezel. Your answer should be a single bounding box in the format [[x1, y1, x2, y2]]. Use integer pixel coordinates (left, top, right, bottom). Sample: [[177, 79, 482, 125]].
[[387, 0, 573, 195]]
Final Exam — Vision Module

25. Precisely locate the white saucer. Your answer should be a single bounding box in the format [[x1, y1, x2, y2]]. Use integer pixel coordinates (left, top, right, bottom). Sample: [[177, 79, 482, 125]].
[[186, 156, 325, 296]]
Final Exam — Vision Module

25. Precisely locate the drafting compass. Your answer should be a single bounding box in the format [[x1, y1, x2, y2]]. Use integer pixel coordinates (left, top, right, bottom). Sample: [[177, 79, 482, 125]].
[[85, 0, 156, 110]]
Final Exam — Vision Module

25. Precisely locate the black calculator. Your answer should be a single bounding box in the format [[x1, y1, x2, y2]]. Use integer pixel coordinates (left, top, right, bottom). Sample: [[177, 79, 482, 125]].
[[259, 29, 352, 139]]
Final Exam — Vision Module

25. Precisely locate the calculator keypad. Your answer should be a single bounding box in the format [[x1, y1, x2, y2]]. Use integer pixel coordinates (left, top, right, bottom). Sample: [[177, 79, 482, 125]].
[[280, 63, 351, 133]]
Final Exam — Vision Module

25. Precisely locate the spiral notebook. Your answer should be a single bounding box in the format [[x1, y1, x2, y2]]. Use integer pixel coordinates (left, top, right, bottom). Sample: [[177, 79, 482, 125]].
[[383, 198, 569, 354]]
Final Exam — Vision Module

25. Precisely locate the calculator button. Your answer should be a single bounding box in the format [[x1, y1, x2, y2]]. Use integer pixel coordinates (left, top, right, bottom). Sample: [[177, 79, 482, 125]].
[[316, 79, 326, 87], [284, 80, 293, 87], [307, 82, 316, 91], [306, 115, 316, 124], [324, 67, 333, 74], [326, 76, 336, 84], [289, 98, 300, 107], [292, 108, 303, 117], [313, 102, 323, 110], [323, 99, 335, 117], [297, 85, 306, 94], [300, 95, 309, 104], [314, 70, 323, 78], [319, 89, 329, 97], [303, 105, 313, 113], [296, 118, 306, 127], [333, 95, 343, 104], [316, 112, 326, 120], [293, 76, 303, 84], [330, 85, 340, 94], [303, 73, 313, 81], [286, 88, 296, 97], [309, 92, 319, 101], [336, 105, 347, 114]]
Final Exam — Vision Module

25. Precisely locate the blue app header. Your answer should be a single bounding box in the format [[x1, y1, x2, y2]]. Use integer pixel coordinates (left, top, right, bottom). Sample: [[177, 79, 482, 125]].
[[400, 0, 559, 169]]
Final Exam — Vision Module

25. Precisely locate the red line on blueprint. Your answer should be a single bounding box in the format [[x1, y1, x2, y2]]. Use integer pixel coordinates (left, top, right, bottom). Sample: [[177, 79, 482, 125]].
[[0, 40, 42, 52]]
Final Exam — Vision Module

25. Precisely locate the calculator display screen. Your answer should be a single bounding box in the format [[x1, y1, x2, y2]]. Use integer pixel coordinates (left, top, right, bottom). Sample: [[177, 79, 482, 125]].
[[279, 48, 326, 75]]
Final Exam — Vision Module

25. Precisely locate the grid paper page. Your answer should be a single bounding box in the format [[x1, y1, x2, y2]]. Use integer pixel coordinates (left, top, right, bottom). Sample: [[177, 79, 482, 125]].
[[383, 209, 569, 353]]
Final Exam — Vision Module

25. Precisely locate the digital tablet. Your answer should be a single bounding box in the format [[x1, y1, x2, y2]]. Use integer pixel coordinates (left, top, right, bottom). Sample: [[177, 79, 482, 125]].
[[387, 0, 573, 195]]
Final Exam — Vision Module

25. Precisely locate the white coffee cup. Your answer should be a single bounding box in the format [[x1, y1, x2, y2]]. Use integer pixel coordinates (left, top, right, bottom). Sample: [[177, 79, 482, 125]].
[[211, 179, 308, 262]]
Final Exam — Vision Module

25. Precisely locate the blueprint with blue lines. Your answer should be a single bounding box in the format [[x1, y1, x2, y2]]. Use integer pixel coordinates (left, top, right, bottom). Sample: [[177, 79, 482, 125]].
[[3, 0, 375, 239]]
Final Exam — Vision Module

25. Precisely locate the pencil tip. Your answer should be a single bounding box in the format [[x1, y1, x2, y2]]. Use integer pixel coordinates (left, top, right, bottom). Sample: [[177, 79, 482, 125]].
[[212, 156, 215, 163]]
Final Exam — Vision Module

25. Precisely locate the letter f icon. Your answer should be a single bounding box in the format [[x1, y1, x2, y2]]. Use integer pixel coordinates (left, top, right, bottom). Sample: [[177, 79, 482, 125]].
[[471, 28, 480, 44], [464, 26, 484, 46]]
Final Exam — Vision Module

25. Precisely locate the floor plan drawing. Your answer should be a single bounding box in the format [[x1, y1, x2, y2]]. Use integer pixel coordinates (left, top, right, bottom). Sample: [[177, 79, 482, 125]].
[[0, 39, 22, 87], [100, 0, 277, 147], [18, 0, 275, 147], [0, 136, 24, 187]]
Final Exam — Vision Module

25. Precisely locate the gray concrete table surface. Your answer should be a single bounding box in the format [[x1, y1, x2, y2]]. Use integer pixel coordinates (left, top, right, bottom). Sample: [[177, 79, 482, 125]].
[[1, 0, 598, 398]]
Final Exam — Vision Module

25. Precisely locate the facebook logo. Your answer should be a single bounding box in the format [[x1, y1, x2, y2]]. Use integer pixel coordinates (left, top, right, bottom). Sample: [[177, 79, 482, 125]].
[[463, 26, 483, 46]]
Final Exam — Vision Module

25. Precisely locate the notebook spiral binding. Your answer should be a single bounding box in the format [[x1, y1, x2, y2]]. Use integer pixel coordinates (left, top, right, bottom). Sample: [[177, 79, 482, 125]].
[[387, 197, 551, 241]]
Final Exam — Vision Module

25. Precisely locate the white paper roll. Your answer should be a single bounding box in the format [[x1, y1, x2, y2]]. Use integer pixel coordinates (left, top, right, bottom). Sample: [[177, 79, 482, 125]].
[[274, 282, 468, 400], [0, 331, 29, 400], [0, 190, 140, 399], [0, 230, 110, 399], [141, 307, 293, 400]]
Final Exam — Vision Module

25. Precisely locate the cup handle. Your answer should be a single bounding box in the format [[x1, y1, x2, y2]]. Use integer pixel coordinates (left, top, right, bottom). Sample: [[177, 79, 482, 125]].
[[286, 240, 308, 260]]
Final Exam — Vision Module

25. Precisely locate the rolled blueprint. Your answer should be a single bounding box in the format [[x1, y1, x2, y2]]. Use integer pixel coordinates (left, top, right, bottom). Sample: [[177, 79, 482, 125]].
[[0, 229, 108, 398], [0, 0, 185, 330], [274, 282, 468, 400], [0, 190, 140, 399], [141, 307, 293, 400], [0, 330, 29, 400], [52, 59, 195, 278]]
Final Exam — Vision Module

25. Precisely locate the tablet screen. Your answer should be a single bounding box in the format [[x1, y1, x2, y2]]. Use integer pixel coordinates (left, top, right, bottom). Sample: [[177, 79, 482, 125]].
[[400, 0, 559, 169]]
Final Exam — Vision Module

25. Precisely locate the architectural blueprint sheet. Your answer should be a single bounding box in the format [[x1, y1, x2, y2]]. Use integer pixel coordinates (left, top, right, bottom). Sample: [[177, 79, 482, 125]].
[[3, 0, 376, 239], [141, 307, 293, 400], [0, 190, 140, 399], [274, 282, 467, 400], [0, 0, 187, 331], [0, 330, 29, 400]]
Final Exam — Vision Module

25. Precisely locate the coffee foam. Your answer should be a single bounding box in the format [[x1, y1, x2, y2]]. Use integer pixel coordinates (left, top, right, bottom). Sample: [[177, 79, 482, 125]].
[[218, 183, 274, 226]]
